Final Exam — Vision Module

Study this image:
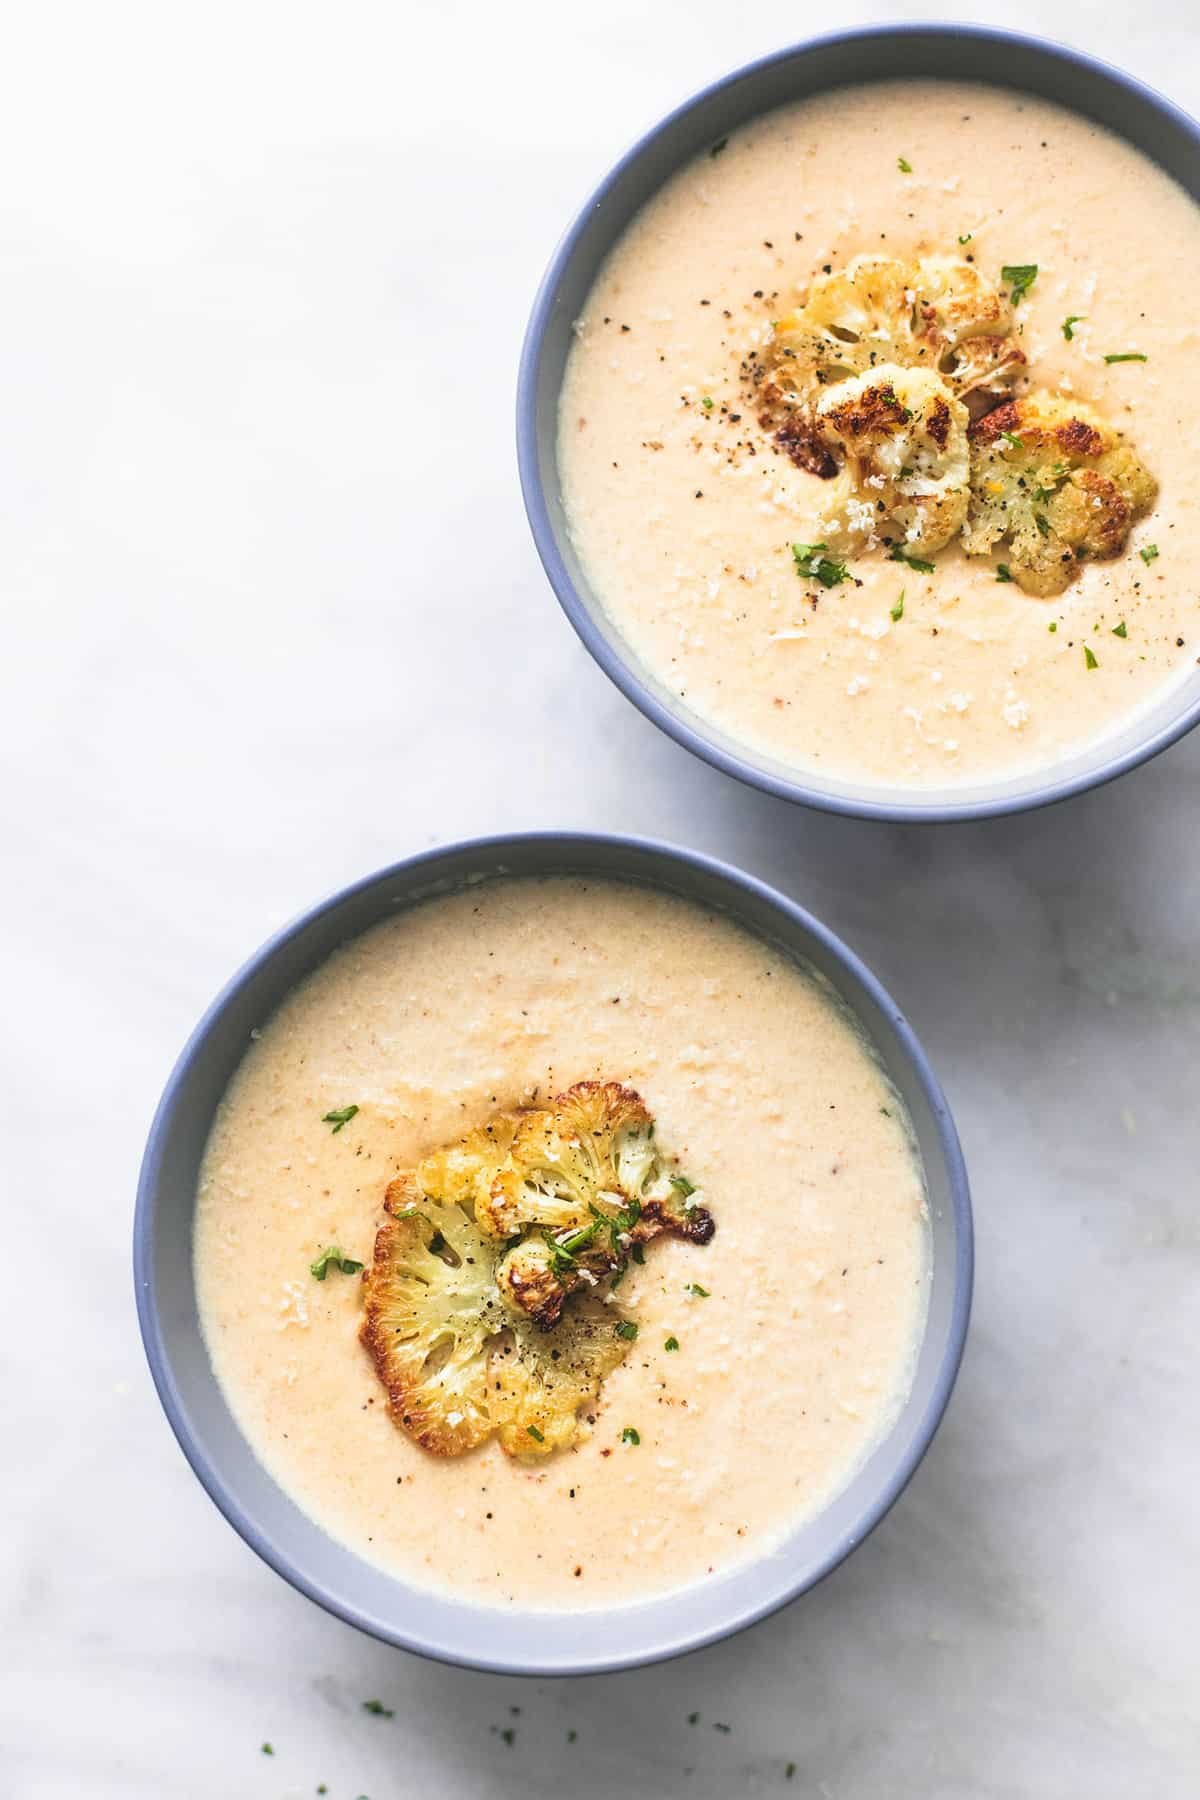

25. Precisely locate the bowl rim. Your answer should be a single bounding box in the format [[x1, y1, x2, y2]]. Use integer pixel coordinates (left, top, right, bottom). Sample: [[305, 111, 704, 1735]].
[[134, 830, 973, 1675], [516, 22, 1200, 824]]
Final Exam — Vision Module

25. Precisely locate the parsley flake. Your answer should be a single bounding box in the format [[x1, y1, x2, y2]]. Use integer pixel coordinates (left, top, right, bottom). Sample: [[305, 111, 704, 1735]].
[[615, 1319, 639, 1341], [621, 1426, 641, 1445], [897, 156, 913, 173], [1001, 263, 1038, 305], [1112, 621, 1128, 638], [1049, 621, 1058, 633], [500, 1728, 515, 1746], [665, 1336, 680, 1352], [1104, 352, 1147, 364], [889, 544, 935, 574], [701, 395, 714, 411], [670, 1173, 696, 1198], [309, 1246, 363, 1281], [526, 1424, 545, 1442], [362, 1700, 394, 1718], [685, 1282, 710, 1298], [996, 563, 1014, 583], [261, 1744, 274, 1757], [1140, 543, 1159, 565], [1033, 512, 1051, 539], [891, 588, 905, 623], [957, 232, 972, 245], [792, 541, 850, 588], [322, 1104, 359, 1134], [1084, 645, 1099, 670], [1000, 430, 1024, 450], [1062, 314, 1085, 341]]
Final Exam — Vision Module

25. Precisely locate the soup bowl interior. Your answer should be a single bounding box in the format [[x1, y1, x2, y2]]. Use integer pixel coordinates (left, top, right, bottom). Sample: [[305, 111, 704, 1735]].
[[135, 832, 971, 1674], [517, 25, 1200, 822]]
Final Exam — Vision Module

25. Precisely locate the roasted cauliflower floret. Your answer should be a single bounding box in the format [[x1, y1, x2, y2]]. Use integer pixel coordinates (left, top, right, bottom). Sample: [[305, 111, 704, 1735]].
[[764, 255, 1023, 426], [486, 1081, 714, 1329], [815, 364, 970, 557], [963, 394, 1157, 595], [360, 1082, 715, 1456], [360, 1177, 501, 1457], [478, 1081, 650, 1239]]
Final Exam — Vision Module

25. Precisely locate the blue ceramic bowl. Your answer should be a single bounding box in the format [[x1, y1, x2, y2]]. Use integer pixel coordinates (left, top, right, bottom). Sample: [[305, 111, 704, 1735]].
[[135, 833, 972, 1674], [517, 26, 1200, 822]]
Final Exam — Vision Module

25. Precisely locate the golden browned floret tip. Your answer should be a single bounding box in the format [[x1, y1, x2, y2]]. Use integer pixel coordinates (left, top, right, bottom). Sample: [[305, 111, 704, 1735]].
[[359, 1081, 714, 1459]]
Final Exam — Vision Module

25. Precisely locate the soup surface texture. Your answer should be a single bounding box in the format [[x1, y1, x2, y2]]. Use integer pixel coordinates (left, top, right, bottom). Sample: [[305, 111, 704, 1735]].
[[558, 81, 1200, 789], [195, 877, 929, 1608]]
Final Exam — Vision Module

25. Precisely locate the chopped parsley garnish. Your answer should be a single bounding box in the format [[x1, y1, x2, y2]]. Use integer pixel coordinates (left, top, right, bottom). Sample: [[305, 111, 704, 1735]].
[[631, 1242, 646, 1265], [1084, 645, 1099, 670], [792, 541, 850, 588], [889, 544, 935, 574], [957, 232, 972, 245], [685, 1282, 710, 1298], [897, 156, 913, 173], [1062, 314, 1086, 341], [996, 563, 1014, 583], [664, 1336, 680, 1352], [615, 1320, 639, 1341], [1104, 352, 1147, 364], [526, 1424, 545, 1443], [1049, 621, 1058, 633], [567, 1730, 578, 1744], [786, 1764, 797, 1781], [1033, 512, 1051, 539], [890, 588, 905, 622], [322, 1104, 359, 1134], [500, 1728, 515, 1746], [1112, 621, 1128, 638], [670, 1173, 696, 1198], [1140, 543, 1159, 565], [1000, 430, 1024, 450], [362, 1700, 394, 1718], [261, 1744, 274, 1756], [710, 137, 728, 157], [701, 395, 714, 411], [688, 1713, 700, 1726], [621, 1426, 641, 1445], [1001, 263, 1038, 305], [309, 1246, 363, 1280]]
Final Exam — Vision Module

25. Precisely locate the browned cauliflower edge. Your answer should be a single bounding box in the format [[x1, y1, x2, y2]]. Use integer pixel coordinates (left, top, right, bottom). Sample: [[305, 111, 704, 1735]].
[[359, 1081, 714, 1460], [964, 394, 1158, 596]]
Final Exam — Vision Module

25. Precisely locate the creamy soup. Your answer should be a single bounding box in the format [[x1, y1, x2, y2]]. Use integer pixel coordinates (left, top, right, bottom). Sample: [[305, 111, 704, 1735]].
[[195, 878, 929, 1609], [559, 81, 1200, 788]]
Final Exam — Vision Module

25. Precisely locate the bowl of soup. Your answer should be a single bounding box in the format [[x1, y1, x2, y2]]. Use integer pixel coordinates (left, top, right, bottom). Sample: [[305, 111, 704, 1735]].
[[134, 833, 972, 1673], [517, 26, 1200, 819]]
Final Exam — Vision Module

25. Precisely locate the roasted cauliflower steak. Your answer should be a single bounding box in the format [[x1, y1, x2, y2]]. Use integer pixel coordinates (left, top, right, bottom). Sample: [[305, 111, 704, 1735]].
[[815, 364, 970, 557], [360, 1081, 714, 1459], [964, 394, 1158, 595]]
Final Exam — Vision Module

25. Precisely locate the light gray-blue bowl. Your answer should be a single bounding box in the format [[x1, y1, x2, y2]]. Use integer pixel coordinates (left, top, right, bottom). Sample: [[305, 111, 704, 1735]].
[[135, 833, 972, 1674], [517, 25, 1200, 823]]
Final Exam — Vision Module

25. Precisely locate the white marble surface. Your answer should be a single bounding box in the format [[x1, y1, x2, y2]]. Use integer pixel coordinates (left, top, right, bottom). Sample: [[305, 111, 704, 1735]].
[[4, 1, 1199, 1793]]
